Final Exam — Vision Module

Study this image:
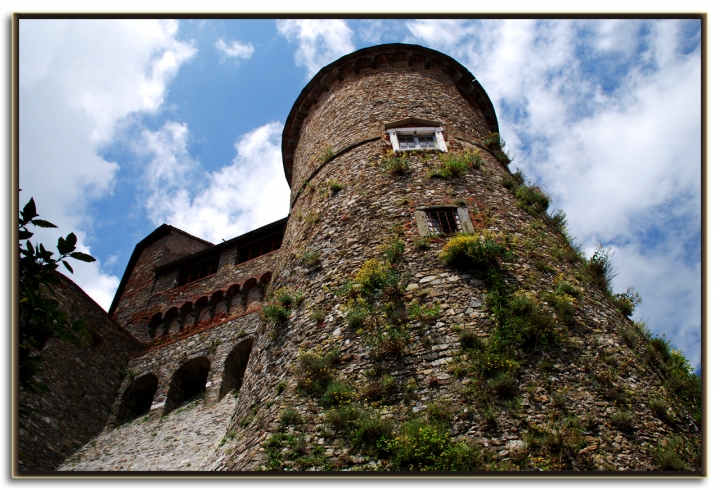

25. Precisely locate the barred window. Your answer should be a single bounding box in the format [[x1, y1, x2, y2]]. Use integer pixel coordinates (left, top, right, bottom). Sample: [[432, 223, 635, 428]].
[[177, 255, 220, 287], [426, 209, 461, 234], [415, 206, 474, 237], [236, 231, 283, 264]]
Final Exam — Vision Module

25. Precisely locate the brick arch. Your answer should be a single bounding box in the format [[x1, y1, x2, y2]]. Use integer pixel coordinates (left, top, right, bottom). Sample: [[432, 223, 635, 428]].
[[163, 307, 178, 336], [164, 356, 211, 413], [194, 296, 209, 324], [259, 272, 273, 300], [218, 338, 254, 400], [147, 312, 162, 339], [209, 290, 224, 319], [244, 278, 262, 310], [225, 284, 243, 316], [178, 301, 193, 330], [116, 373, 158, 425]]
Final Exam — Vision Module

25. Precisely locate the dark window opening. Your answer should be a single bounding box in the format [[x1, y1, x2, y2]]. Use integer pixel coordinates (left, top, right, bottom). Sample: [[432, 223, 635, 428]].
[[237, 231, 283, 264], [177, 255, 220, 287], [426, 209, 461, 234], [218, 339, 254, 400], [164, 357, 211, 413], [116, 373, 158, 425]]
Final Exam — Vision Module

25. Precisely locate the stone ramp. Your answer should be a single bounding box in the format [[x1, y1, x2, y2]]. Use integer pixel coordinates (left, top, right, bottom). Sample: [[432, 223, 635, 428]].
[[59, 394, 237, 472]]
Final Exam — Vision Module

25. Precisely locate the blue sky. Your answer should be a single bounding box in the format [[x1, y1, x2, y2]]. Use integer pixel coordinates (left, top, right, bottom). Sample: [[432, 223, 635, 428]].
[[17, 17, 702, 373]]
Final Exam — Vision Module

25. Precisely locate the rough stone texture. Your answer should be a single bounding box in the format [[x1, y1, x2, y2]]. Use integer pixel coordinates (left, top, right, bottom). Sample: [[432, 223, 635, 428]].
[[18, 274, 143, 471], [21, 44, 700, 474]]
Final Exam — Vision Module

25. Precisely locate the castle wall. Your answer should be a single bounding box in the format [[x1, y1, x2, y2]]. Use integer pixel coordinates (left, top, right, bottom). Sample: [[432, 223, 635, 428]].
[[113, 229, 212, 335], [18, 274, 143, 472]]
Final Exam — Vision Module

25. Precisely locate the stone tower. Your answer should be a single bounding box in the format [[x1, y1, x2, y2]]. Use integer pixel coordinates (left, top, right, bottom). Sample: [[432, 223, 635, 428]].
[[31, 44, 699, 474], [211, 44, 701, 472]]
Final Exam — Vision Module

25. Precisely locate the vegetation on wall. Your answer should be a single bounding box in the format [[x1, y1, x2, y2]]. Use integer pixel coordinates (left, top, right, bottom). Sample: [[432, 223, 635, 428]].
[[18, 197, 96, 392]]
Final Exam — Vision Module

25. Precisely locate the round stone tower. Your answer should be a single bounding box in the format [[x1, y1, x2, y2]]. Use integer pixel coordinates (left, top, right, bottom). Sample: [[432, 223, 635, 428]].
[[216, 44, 700, 473]]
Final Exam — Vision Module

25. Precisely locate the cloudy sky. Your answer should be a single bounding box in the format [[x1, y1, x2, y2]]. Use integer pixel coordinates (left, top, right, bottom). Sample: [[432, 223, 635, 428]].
[[17, 17, 702, 372]]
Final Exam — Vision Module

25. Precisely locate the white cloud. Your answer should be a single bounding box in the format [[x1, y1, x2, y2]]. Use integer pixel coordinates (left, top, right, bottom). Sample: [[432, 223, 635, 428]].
[[402, 19, 701, 367], [139, 122, 289, 244], [214, 38, 254, 63], [277, 19, 355, 78], [19, 19, 196, 310]]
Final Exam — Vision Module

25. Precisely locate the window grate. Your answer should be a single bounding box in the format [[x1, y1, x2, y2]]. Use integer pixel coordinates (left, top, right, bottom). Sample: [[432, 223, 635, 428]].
[[426, 209, 461, 234], [397, 134, 436, 150], [236, 231, 283, 265], [177, 255, 220, 287]]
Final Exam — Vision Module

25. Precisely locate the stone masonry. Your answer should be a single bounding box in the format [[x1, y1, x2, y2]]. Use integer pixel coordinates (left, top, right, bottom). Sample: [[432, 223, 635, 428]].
[[19, 44, 701, 474]]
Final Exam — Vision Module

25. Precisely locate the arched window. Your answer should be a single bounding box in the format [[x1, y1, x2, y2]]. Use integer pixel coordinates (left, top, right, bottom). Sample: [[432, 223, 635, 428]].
[[116, 373, 158, 424], [164, 357, 211, 413], [218, 338, 254, 400]]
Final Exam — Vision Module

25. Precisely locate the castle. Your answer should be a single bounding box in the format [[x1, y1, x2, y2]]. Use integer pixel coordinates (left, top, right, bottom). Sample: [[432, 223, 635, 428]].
[[17, 44, 701, 474]]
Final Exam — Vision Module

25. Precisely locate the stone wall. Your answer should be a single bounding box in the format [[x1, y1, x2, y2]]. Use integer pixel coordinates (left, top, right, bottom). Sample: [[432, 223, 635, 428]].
[[18, 274, 143, 472]]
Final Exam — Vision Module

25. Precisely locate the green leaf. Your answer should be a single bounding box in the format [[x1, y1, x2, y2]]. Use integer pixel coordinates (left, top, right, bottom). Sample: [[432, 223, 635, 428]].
[[69, 251, 96, 263], [25, 240, 35, 255], [62, 260, 74, 273], [21, 198, 38, 223], [31, 219, 57, 229], [57, 236, 70, 255], [19, 229, 32, 240], [66, 232, 77, 249]]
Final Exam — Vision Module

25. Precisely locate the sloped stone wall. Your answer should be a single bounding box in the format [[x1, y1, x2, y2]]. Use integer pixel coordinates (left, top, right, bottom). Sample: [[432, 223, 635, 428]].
[[18, 274, 143, 472]]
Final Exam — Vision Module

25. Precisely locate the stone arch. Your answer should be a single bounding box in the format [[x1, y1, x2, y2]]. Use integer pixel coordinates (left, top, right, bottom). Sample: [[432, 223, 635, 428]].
[[164, 356, 211, 413], [225, 284, 242, 315], [193, 296, 209, 324], [209, 290, 224, 319], [218, 338, 254, 400], [244, 278, 262, 310], [259, 272, 273, 300], [116, 373, 158, 424], [147, 312, 162, 339], [163, 307, 178, 336], [178, 302, 193, 330]]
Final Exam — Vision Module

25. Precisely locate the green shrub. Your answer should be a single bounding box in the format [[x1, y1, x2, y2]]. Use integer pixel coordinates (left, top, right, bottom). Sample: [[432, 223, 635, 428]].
[[428, 149, 483, 179], [345, 307, 368, 329], [653, 435, 687, 470], [273, 286, 303, 307], [482, 132, 512, 166], [361, 375, 396, 402], [555, 281, 579, 298], [379, 150, 410, 175], [317, 145, 334, 163], [354, 259, 400, 297], [325, 404, 362, 432], [280, 408, 304, 427], [458, 328, 482, 349], [296, 348, 340, 396], [649, 397, 676, 424], [388, 418, 450, 471], [320, 382, 355, 407], [407, 300, 442, 325], [610, 410, 634, 432], [327, 179, 343, 192], [514, 185, 550, 215], [549, 209, 568, 233], [370, 325, 410, 356], [439, 233, 511, 270], [379, 237, 405, 264], [413, 236, 431, 250], [275, 381, 288, 395], [488, 371, 517, 398], [298, 250, 321, 267], [587, 246, 616, 293], [309, 308, 326, 323], [262, 304, 290, 324], [351, 413, 394, 455], [613, 287, 642, 317]]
